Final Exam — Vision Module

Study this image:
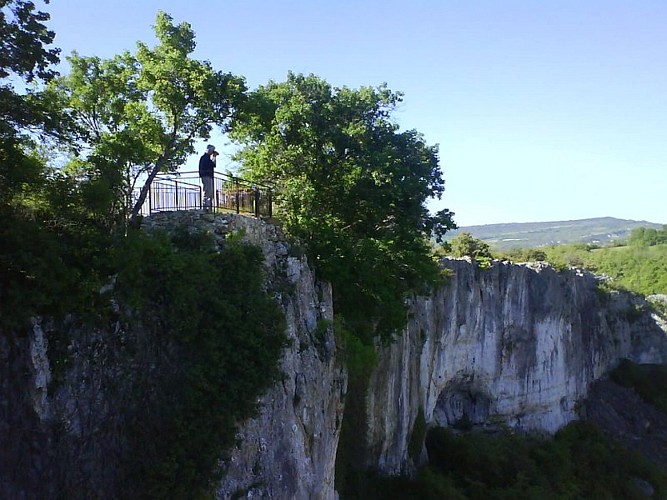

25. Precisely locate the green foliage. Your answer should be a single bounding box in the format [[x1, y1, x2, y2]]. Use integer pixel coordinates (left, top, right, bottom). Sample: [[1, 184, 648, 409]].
[[231, 72, 455, 341], [526, 249, 547, 261], [111, 229, 287, 499], [611, 359, 667, 414], [0, 139, 49, 206], [449, 232, 492, 260], [408, 407, 427, 460], [499, 241, 667, 296], [0, 0, 68, 216], [505, 242, 592, 270], [49, 11, 246, 224], [628, 226, 667, 247], [339, 325, 378, 385], [1, 197, 288, 499], [335, 325, 379, 495], [0, 8, 284, 497], [349, 422, 667, 499], [0, 187, 114, 330], [0, 0, 60, 139], [232, 73, 455, 498], [0, 0, 59, 82], [499, 247, 548, 263], [351, 468, 465, 500], [0, 0, 115, 329], [589, 244, 667, 296]]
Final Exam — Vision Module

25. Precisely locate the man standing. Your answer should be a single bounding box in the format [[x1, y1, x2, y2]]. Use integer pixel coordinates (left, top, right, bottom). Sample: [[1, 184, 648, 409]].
[[199, 144, 217, 210]]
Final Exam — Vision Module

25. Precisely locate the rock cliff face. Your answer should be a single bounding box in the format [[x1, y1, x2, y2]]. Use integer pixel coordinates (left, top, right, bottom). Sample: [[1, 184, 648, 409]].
[[2, 215, 666, 499], [0, 213, 345, 499], [144, 213, 348, 499], [365, 258, 667, 475]]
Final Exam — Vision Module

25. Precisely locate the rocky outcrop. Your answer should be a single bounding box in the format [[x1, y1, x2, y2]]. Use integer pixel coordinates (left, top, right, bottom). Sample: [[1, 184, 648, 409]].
[[582, 377, 667, 466], [1, 212, 345, 499], [2, 214, 666, 499], [365, 258, 667, 475], [147, 212, 347, 498]]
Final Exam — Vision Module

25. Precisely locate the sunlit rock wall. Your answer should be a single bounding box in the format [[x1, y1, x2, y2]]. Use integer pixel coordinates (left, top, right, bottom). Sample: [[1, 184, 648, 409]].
[[365, 258, 667, 475], [147, 212, 347, 499], [3, 213, 666, 499]]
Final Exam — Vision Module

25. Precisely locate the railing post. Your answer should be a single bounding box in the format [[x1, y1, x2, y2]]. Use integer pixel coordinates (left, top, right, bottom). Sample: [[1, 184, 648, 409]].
[[235, 177, 240, 214], [254, 186, 259, 218], [175, 180, 179, 210]]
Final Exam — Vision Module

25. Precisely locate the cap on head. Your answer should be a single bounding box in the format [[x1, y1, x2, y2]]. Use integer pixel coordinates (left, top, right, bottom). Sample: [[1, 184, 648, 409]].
[[206, 144, 216, 152]]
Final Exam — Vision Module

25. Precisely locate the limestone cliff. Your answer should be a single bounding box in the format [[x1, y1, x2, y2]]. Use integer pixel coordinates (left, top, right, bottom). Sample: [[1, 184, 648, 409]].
[[2, 214, 666, 499], [1, 213, 344, 499], [365, 258, 667, 475], [143, 213, 348, 499]]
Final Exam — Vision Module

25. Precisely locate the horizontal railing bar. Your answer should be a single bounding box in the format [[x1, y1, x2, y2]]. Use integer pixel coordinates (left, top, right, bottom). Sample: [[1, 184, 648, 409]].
[[135, 167, 275, 218]]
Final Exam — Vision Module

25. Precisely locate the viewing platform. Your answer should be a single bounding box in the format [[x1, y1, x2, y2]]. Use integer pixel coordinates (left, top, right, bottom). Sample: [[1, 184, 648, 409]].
[[136, 170, 273, 218]]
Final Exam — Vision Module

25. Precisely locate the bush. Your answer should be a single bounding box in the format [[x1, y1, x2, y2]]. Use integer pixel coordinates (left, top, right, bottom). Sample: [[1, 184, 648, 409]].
[[113, 228, 287, 499], [499, 242, 667, 296], [0, 203, 112, 330], [345, 422, 667, 499], [449, 232, 492, 260]]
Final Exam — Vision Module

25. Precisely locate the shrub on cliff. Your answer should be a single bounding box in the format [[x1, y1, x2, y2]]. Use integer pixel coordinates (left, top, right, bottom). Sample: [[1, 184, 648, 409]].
[[449, 232, 493, 260], [112, 228, 287, 499], [500, 241, 667, 296], [353, 422, 666, 498]]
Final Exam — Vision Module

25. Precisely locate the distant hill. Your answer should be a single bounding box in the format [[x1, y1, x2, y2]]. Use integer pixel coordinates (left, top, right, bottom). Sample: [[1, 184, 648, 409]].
[[445, 217, 664, 250]]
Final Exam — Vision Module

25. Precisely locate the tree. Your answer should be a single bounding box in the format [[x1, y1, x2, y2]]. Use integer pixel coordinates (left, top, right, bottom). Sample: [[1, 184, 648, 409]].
[[0, 0, 61, 204], [230, 73, 455, 339], [450, 232, 492, 259], [50, 11, 246, 225], [628, 226, 667, 247], [0, 0, 60, 137]]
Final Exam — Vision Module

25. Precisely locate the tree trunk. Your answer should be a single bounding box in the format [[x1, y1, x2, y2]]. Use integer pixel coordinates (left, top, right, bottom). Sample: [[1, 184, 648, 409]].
[[129, 156, 167, 226]]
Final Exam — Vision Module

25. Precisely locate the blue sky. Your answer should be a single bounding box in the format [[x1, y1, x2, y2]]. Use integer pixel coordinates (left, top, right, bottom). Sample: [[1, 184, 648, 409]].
[[46, 0, 666, 226]]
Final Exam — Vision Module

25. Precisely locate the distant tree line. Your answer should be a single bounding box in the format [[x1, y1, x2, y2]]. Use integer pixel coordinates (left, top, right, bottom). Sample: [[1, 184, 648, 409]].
[[627, 226, 667, 247], [434, 228, 667, 297]]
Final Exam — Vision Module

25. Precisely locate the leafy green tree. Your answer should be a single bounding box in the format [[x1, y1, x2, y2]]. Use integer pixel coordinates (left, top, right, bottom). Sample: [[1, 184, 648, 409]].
[[0, 0, 60, 137], [0, 0, 62, 205], [230, 72, 455, 339], [50, 11, 246, 224], [449, 232, 492, 259]]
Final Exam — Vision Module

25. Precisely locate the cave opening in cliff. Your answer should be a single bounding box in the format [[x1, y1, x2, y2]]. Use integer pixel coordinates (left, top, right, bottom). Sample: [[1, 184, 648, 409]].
[[433, 381, 492, 428]]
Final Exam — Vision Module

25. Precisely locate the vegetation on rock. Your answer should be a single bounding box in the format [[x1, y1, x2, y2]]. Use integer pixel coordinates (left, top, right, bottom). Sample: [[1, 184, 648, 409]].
[[355, 421, 666, 499], [4, 3, 666, 499], [500, 240, 667, 296], [229, 73, 457, 494], [115, 228, 287, 498], [447, 232, 493, 260], [230, 72, 456, 341], [611, 359, 667, 415], [1, 7, 285, 497]]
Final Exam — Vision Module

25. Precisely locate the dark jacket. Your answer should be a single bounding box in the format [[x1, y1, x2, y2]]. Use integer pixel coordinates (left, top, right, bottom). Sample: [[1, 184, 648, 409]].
[[199, 153, 215, 177]]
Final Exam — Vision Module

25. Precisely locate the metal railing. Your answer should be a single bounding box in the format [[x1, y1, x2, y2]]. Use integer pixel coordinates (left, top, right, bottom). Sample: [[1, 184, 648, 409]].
[[135, 170, 273, 218]]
